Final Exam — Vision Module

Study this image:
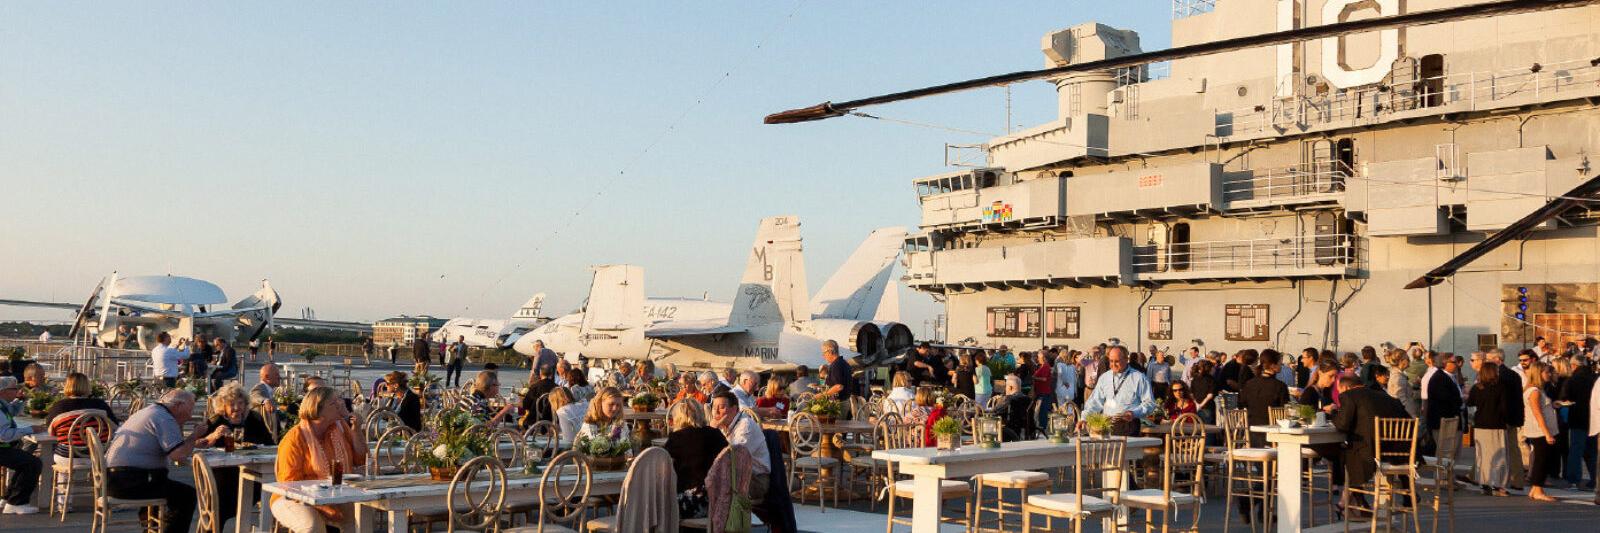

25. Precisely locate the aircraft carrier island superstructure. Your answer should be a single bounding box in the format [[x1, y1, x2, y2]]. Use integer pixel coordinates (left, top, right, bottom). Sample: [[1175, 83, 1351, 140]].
[[899, 0, 1600, 355]]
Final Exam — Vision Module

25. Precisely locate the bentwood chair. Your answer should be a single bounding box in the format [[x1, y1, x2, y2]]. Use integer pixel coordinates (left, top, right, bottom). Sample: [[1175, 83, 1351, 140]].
[[848, 413, 915, 511], [788, 412, 842, 511], [523, 421, 563, 465], [446, 456, 509, 533], [369, 425, 418, 476], [191, 454, 223, 533], [363, 408, 405, 443], [504, 451, 592, 533], [1346, 417, 1421, 533], [1417, 417, 1460, 533], [1021, 438, 1126, 533], [85, 428, 166, 533], [1123, 433, 1207, 533], [49, 409, 114, 520]]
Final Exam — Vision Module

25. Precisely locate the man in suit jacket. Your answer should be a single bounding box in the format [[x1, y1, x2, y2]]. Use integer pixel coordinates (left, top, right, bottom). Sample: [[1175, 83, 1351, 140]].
[[1491, 350, 1526, 486], [1424, 356, 1464, 454], [1333, 374, 1413, 491]]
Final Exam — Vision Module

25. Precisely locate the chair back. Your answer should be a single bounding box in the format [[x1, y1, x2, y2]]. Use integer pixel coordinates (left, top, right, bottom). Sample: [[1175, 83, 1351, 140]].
[[788, 412, 826, 459], [704, 446, 754, 533], [984, 394, 1007, 412], [537, 451, 593, 532], [946, 394, 972, 413], [480, 425, 526, 469], [615, 447, 679, 532], [369, 425, 417, 476], [1433, 416, 1461, 468], [108, 388, 142, 419], [1160, 434, 1207, 500], [447, 456, 508, 533], [1374, 416, 1419, 470], [84, 428, 110, 504], [192, 453, 221, 533], [1073, 438, 1128, 509], [363, 408, 402, 441], [524, 421, 562, 465], [1170, 412, 1204, 437], [849, 395, 869, 421], [739, 407, 763, 425], [1267, 406, 1293, 424], [51, 409, 115, 462], [1222, 409, 1251, 450]]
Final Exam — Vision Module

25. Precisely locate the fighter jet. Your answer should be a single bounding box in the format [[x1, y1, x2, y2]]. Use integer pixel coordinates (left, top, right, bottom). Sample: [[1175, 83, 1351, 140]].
[[511, 216, 913, 370], [429, 293, 552, 349]]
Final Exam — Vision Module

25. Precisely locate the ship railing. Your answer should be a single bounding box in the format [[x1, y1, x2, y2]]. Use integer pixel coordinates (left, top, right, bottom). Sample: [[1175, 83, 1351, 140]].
[[1222, 162, 1349, 203], [1213, 56, 1600, 135], [1133, 234, 1365, 275], [8, 341, 155, 383], [1172, 0, 1218, 19]]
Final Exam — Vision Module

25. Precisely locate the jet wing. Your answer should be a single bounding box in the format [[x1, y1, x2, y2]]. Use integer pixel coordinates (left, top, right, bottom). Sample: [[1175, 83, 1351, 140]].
[[643, 320, 749, 338], [273, 317, 373, 333], [0, 298, 81, 310]]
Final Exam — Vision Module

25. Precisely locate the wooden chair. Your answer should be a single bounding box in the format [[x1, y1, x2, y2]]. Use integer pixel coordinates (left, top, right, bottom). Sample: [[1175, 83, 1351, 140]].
[[1418, 417, 1460, 533], [192, 453, 223, 533], [363, 408, 404, 443], [1221, 408, 1277, 533], [1346, 417, 1421, 533], [254, 401, 282, 442], [588, 447, 677, 532], [1123, 433, 1207, 533], [504, 451, 592, 533], [788, 412, 842, 511], [985, 394, 1007, 412], [847, 414, 913, 511], [49, 409, 114, 520], [447, 456, 508, 533], [523, 421, 563, 465], [368, 425, 417, 476], [1171, 412, 1204, 438], [85, 428, 166, 533], [1021, 438, 1126, 533]]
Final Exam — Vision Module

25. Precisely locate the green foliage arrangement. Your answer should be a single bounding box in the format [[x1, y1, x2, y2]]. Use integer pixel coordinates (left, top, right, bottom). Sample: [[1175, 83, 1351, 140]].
[[574, 433, 637, 458], [629, 391, 660, 410], [799, 394, 845, 419], [27, 389, 59, 414], [1084, 413, 1113, 435], [931, 415, 962, 437], [416, 407, 492, 469], [300, 348, 323, 363]]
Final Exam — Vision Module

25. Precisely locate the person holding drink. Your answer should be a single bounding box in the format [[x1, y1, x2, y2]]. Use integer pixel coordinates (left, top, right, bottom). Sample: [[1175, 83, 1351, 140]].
[[272, 387, 368, 533]]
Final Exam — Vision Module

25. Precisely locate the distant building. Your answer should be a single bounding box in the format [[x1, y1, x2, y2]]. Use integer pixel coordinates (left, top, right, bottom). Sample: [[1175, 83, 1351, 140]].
[[372, 315, 449, 345]]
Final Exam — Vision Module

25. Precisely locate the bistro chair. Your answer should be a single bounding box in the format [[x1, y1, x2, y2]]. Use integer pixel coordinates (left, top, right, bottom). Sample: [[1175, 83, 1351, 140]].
[[972, 466, 1052, 532], [254, 401, 282, 442], [1171, 412, 1204, 438], [504, 451, 592, 533], [985, 394, 1007, 412], [447, 456, 509, 533], [107, 387, 143, 419], [191, 453, 223, 533], [523, 421, 563, 464], [49, 409, 114, 520], [1021, 437, 1126, 533], [588, 447, 678, 532], [85, 428, 166, 533], [788, 412, 842, 511], [1346, 417, 1421, 533], [1417, 417, 1460, 533], [1221, 408, 1277, 533], [369, 425, 418, 476], [848, 413, 915, 511], [364, 408, 405, 443], [1122, 433, 1207, 533]]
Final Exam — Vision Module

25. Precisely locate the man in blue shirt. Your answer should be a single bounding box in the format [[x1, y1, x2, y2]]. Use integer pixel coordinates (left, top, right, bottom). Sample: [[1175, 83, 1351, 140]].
[[822, 340, 857, 402], [1082, 346, 1155, 437]]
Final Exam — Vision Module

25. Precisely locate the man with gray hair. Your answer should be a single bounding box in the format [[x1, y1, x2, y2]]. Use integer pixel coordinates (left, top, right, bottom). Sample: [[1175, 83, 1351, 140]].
[[0, 376, 43, 514], [106, 389, 223, 533], [733, 370, 760, 409]]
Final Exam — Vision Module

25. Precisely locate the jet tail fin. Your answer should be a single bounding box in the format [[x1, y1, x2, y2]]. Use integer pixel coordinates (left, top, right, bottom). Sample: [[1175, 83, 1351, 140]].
[[810, 227, 907, 321], [231, 280, 282, 341], [581, 265, 644, 332], [729, 216, 810, 326], [513, 293, 546, 319]]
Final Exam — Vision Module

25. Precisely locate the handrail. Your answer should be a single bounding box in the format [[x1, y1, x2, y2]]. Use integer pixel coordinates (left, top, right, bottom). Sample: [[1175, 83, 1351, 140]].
[[1133, 234, 1365, 274], [1222, 162, 1350, 201]]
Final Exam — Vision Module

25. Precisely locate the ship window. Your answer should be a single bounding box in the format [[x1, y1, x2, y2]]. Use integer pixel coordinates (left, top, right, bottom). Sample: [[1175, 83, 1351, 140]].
[[916, 182, 931, 197]]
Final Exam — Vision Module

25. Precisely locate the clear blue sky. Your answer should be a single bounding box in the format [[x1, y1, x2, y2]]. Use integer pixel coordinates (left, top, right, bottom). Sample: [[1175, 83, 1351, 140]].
[[0, 1, 1170, 336]]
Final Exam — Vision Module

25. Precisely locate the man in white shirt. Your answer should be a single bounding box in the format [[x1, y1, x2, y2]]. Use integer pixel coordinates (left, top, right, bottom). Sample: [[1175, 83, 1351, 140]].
[[1175, 346, 1200, 384], [733, 371, 760, 409], [1147, 350, 1171, 398], [37, 330, 51, 343], [712, 391, 770, 500], [1054, 353, 1079, 407], [150, 332, 189, 388]]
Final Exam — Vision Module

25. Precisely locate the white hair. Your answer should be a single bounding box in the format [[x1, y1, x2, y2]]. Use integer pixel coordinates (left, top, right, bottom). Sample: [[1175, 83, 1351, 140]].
[[159, 389, 196, 409], [1004, 375, 1022, 394]]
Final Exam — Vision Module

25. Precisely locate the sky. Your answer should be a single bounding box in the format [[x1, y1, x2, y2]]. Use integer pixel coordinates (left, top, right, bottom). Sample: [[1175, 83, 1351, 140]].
[[0, 1, 1172, 338]]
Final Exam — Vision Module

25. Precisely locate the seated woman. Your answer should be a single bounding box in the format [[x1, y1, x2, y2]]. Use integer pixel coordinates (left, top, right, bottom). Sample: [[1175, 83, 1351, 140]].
[[1163, 381, 1198, 420], [882, 372, 914, 416], [468, 371, 515, 426], [548, 387, 586, 445], [565, 368, 595, 402], [921, 390, 948, 447], [663, 398, 728, 519], [574, 386, 626, 441], [202, 383, 276, 528], [45, 372, 119, 457], [903, 386, 934, 426], [273, 387, 368, 533], [381, 371, 423, 430], [754, 377, 790, 419], [674, 372, 709, 404]]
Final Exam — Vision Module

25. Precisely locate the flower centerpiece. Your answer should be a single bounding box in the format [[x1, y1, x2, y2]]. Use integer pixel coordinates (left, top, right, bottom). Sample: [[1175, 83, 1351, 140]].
[[799, 394, 845, 424], [275, 386, 303, 427], [1083, 413, 1114, 438], [1295, 403, 1317, 425], [629, 391, 660, 413], [415, 407, 492, 480], [180, 377, 209, 398], [574, 432, 637, 471], [931, 416, 962, 451], [26, 389, 58, 417]]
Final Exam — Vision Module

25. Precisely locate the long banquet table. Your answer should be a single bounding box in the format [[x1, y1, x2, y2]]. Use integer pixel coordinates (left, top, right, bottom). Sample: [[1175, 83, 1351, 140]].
[[264, 469, 627, 533], [872, 436, 1163, 531]]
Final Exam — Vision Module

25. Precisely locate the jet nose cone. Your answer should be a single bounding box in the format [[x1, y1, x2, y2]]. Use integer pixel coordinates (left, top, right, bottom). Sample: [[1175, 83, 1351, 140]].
[[511, 333, 538, 356]]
